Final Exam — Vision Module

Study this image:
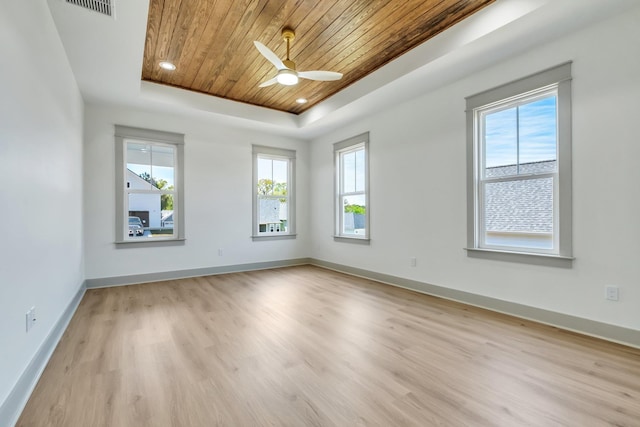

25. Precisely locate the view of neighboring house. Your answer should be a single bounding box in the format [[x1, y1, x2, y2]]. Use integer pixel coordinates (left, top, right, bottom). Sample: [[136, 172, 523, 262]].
[[259, 199, 287, 232], [343, 210, 366, 235], [127, 169, 163, 229], [484, 160, 555, 248], [161, 210, 174, 229]]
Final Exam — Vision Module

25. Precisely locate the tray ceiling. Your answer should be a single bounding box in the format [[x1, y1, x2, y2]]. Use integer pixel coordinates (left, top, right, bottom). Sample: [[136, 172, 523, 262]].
[[142, 0, 495, 114]]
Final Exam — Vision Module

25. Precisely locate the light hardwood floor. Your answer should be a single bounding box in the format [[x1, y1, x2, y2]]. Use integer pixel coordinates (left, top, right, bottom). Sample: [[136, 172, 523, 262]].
[[17, 266, 640, 426]]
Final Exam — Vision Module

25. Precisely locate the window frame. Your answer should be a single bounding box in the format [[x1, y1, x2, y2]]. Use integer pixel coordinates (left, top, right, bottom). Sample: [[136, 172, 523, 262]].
[[465, 63, 573, 263], [252, 145, 296, 241], [114, 125, 185, 245], [334, 133, 370, 243]]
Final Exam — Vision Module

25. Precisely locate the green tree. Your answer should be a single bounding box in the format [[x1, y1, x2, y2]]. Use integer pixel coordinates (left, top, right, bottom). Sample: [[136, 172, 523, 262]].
[[257, 178, 274, 195], [154, 179, 174, 210], [139, 173, 173, 210], [139, 172, 156, 187], [345, 204, 366, 215], [257, 179, 287, 202], [161, 192, 174, 210], [273, 182, 287, 196]]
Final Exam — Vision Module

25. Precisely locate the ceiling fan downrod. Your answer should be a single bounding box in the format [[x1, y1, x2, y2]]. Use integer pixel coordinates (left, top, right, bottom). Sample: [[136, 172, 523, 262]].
[[282, 28, 296, 70]]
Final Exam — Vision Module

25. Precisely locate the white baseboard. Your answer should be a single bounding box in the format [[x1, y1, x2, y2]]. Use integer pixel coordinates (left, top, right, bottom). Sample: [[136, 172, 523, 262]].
[[0, 282, 86, 427], [84, 258, 313, 288], [309, 258, 640, 349]]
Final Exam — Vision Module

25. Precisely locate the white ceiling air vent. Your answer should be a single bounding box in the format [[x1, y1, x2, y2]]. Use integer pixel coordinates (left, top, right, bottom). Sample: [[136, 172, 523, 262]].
[[65, 0, 114, 17]]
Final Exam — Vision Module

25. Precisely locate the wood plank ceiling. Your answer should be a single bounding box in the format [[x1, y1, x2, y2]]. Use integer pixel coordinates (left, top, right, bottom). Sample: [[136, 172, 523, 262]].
[[142, 0, 495, 114]]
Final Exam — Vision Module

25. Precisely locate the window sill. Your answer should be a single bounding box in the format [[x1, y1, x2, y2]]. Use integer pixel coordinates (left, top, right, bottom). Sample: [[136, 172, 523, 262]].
[[333, 235, 370, 245], [252, 234, 297, 241], [116, 238, 186, 248], [464, 247, 574, 268]]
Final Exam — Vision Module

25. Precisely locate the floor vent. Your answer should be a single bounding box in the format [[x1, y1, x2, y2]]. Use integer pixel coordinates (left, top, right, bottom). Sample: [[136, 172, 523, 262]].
[[65, 0, 114, 17]]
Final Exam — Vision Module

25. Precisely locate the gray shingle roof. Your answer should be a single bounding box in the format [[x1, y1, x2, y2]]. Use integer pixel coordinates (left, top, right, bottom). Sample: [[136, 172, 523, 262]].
[[484, 160, 555, 233], [485, 159, 556, 178]]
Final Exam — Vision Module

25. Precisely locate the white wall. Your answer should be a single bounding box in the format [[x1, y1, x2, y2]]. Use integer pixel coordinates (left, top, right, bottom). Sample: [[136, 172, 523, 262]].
[[0, 0, 84, 411], [84, 104, 309, 280], [309, 7, 640, 330]]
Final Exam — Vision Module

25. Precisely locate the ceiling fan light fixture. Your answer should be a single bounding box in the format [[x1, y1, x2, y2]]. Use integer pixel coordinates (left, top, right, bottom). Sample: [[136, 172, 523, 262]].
[[254, 28, 341, 89], [276, 69, 298, 86]]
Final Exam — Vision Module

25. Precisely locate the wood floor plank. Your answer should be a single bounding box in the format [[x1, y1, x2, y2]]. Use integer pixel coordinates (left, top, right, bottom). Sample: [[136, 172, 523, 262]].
[[16, 265, 640, 426]]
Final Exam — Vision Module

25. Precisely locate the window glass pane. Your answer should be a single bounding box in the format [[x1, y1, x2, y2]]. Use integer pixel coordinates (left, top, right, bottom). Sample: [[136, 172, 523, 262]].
[[160, 198, 174, 232], [127, 193, 156, 237], [272, 159, 288, 196], [484, 107, 517, 172], [258, 196, 288, 233], [355, 148, 365, 192], [128, 194, 176, 238], [151, 145, 175, 188], [484, 96, 557, 178], [519, 95, 557, 170], [161, 194, 174, 215], [342, 151, 356, 193], [483, 177, 553, 249], [126, 143, 153, 191], [257, 157, 288, 197], [257, 158, 274, 195], [341, 194, 366, 236]]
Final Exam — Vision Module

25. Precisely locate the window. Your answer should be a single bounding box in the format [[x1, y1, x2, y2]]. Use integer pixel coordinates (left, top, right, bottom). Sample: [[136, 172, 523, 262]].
[[334, 133, 369, 241], [252, 145, 296, 240], [466, 63, 572, 260], [115, 125, 185, 243]]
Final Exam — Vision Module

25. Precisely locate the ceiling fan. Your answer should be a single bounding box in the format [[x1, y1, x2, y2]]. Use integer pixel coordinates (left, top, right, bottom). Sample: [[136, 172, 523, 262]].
[[254, 28, 343, 87]]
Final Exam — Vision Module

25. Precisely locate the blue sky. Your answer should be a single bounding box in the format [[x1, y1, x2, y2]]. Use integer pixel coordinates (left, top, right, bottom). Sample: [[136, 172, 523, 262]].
[[342, 148, 365, 193], [258, 157, 287, 185], [128, 164, 175, 186], [484, 95, 557, 168]]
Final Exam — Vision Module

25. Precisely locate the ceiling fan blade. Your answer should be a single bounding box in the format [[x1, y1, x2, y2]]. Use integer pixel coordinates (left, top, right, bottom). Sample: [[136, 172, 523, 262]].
[[253, 41, 286, 70], [258, 77, 278, 87], [298, 70, 343, 81]]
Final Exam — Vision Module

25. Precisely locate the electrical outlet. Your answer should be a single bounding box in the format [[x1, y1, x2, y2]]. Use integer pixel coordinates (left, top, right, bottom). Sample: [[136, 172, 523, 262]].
[[605, 285, 619, 301], [410, 257, 417, 267], [26, 307, 36, 332]]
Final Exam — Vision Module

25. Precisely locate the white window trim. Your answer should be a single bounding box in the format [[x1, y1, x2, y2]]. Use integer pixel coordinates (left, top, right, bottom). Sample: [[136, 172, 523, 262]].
[[465, 62, 573, 265], [114, 125, 185, 245], [334, 133, 370, 243], [252, 145, 296, 241], [477, 88, 559, 255]]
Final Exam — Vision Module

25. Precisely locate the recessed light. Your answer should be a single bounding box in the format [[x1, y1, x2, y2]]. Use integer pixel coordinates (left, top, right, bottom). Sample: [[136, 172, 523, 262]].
[[296, 98, 308, 104], [159, 61, 176, 71]]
